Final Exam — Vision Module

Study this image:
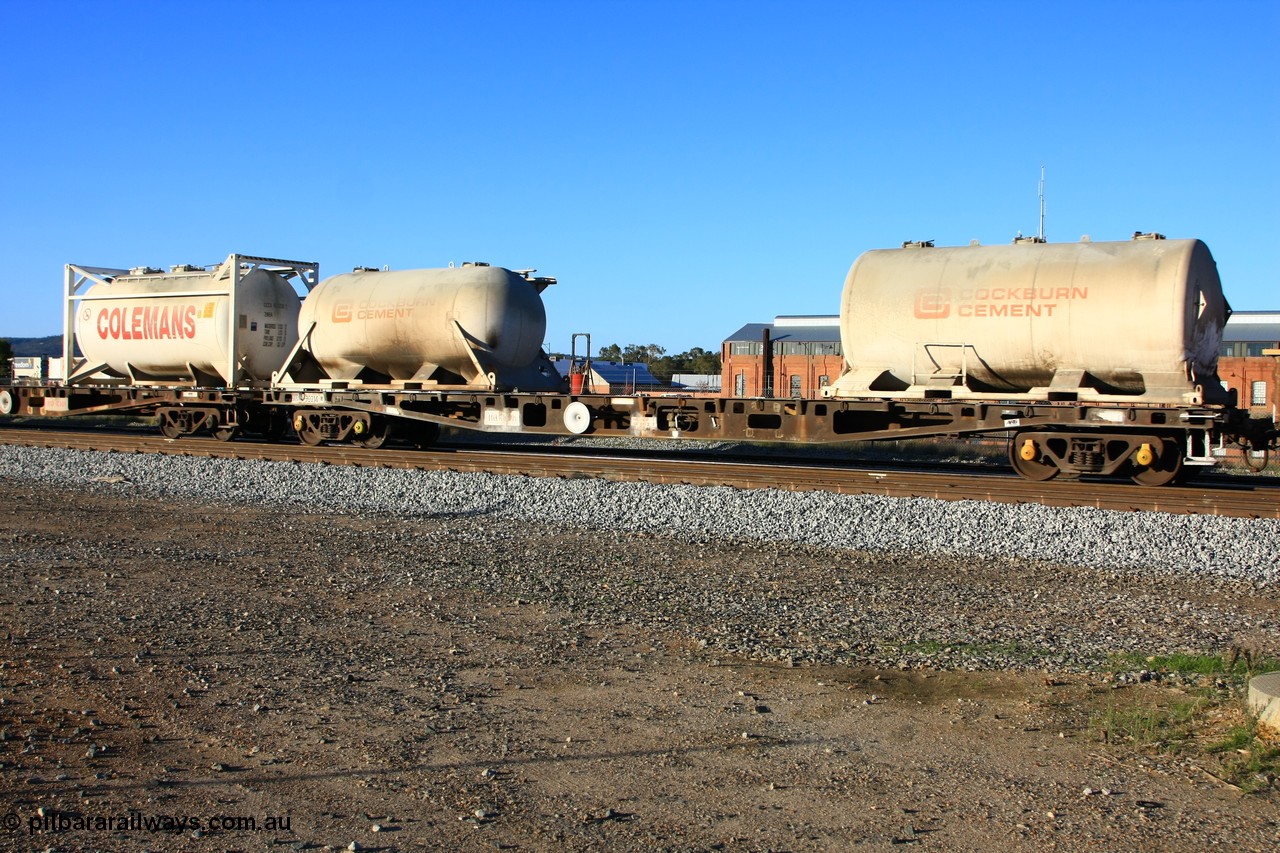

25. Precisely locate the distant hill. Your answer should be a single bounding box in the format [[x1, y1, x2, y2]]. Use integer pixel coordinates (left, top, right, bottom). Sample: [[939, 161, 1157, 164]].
[[2, 335, 63, 357]]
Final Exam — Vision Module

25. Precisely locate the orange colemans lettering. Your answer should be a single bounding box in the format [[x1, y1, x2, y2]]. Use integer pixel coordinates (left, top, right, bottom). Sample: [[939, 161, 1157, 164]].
[[95, 305, 198, 340]]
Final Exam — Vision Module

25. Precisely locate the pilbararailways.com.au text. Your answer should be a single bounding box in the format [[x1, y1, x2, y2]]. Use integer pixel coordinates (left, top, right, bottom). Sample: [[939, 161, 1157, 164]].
[[10, 808, 291, 835]]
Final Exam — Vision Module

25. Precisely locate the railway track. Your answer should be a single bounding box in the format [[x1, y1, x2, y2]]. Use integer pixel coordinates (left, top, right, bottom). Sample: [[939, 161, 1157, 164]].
[[1, 426, 1278, 519]]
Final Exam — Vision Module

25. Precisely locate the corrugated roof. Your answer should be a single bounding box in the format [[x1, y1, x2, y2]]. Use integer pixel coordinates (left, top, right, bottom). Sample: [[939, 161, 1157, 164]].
[[671, 373, 722, 391], [724, 322, 773, 342], [775, 315, 840, 327], [1225, 312, 1280, 343], [769, 325, 841, 342], [1223, 326, 1280, 343], [723, 321, 841, 343]]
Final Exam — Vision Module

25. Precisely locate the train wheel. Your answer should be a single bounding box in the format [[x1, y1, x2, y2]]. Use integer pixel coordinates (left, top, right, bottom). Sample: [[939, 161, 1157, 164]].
[[356, 417, 393, 449], [1245, 448, 1270, 473], [1008, 435, 1059, 481], [1129, 440, 1183, 486], [212, 425, 239, 443], [159, 420, 182, 439], [294, 415, 324, 446]]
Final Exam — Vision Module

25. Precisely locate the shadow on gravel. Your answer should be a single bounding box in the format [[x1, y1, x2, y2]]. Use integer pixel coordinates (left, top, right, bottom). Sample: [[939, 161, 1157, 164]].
[[41, 734, 835, 796]]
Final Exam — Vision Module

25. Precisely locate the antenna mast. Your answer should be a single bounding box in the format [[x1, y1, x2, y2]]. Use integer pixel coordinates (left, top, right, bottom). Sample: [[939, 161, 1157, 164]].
[[1037, 164, 1046, 241]]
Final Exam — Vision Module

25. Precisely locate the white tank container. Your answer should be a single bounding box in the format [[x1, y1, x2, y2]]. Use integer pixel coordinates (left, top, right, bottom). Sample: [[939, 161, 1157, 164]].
[[297, 264, 554, 388], [74, 265, 301, 385], [826, 237, 1229, 403]]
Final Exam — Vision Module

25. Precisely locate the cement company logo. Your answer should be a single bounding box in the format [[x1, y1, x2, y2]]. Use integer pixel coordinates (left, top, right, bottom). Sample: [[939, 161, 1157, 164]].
[[912, 285, 1088, 319], [331, 302, 353, 323], [913, 289, 950, 319]]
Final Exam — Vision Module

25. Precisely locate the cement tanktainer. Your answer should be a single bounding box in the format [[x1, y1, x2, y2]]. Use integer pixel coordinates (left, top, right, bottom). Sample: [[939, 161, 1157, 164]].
[[72, 259, 302, 386], [823, 236, 1230, 405], [288, 263, 561, 391]]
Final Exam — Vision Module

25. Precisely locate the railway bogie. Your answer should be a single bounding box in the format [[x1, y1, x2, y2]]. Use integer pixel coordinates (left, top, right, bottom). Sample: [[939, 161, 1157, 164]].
[[290, 409, 378, 446], [156, 406, 225, 439], [1006, 429, 1198, 486]]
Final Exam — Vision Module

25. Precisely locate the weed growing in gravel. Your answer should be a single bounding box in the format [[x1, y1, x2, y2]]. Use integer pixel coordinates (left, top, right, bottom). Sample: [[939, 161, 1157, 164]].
[[1106, 651, 1280, 678], [1094, 695, 1208, 753], [1205, 727, 1280, 793], [1094, 652, 1280, 792], [897, 639, 1052, 664]]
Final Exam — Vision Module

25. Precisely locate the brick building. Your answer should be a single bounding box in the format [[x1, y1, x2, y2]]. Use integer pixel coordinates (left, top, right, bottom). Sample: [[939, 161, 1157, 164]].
[[721, 316, 843, 398], [1218, 311, 1280, 416]]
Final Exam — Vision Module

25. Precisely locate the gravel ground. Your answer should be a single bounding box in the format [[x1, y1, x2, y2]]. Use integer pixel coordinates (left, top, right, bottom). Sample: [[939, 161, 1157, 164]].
[[1, 445, 1278, 850], [0, 444, 1276, 585]]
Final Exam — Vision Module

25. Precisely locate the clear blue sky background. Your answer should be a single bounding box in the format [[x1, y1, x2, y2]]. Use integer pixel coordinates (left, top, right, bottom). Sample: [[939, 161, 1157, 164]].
[[1, 1, 1276, 355]]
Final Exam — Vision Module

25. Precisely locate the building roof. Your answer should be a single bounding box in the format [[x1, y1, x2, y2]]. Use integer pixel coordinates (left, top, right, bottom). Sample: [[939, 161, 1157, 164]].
[[774, 315, 840, 327], [590, 360, 662, 386], [724, 315, 841, 344], [671, 373, 722, 391], [1224, 311, 1280, 344], [548, 357, 662, 387]]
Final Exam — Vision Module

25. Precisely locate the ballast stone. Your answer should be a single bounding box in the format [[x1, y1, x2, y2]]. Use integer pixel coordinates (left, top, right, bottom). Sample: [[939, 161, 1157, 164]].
[[0, 444, 1275, 585]]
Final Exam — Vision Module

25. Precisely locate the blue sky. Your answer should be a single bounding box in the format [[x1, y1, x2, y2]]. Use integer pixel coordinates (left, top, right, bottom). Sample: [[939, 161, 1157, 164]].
[[1, 1, 1276, 354]]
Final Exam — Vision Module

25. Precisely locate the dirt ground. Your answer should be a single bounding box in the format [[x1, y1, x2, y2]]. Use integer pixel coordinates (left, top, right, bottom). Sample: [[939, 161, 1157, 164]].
[[0, 480, 1277, 852]]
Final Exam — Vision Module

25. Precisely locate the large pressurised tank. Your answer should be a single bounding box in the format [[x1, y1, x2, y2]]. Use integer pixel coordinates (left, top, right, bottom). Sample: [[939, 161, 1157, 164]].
[[294, 263, 560, 390], [826, 236, 1229, 404], [73, 263, 301, 385]]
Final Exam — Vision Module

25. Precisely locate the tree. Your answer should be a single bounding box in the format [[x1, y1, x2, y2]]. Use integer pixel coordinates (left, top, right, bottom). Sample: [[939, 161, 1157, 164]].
[[618, 343, 665, 364], [0, 339, 12, 378], [683, 347, 721, 375], [592, 342, 722, 382]]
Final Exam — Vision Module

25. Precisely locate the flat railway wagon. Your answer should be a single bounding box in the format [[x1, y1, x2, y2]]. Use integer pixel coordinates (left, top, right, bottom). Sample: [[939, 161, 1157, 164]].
[[2, 237, 1276, 486]]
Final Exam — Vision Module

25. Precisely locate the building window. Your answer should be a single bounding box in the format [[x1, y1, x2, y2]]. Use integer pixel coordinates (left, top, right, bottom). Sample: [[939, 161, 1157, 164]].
[[1220, 343, 1237, 358], [1253, 381, 1267, 406], [790, 375, 802, 397], [770, 341, 843, 357], [735, 371, 746, 396], [1246, 343, 1272, 357], [818, 375, 830, 387], [730, 342, 763, 356]]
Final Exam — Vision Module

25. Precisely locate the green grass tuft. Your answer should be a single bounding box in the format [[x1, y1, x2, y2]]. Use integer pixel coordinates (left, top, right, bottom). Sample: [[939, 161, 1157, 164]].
[[1094, 652, 1280, 792], [1105, 651, 1280, 678]]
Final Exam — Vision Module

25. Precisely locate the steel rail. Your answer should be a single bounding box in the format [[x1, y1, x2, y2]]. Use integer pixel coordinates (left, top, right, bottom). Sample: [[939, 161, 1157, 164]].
[[1, 427, 1277, 519]]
